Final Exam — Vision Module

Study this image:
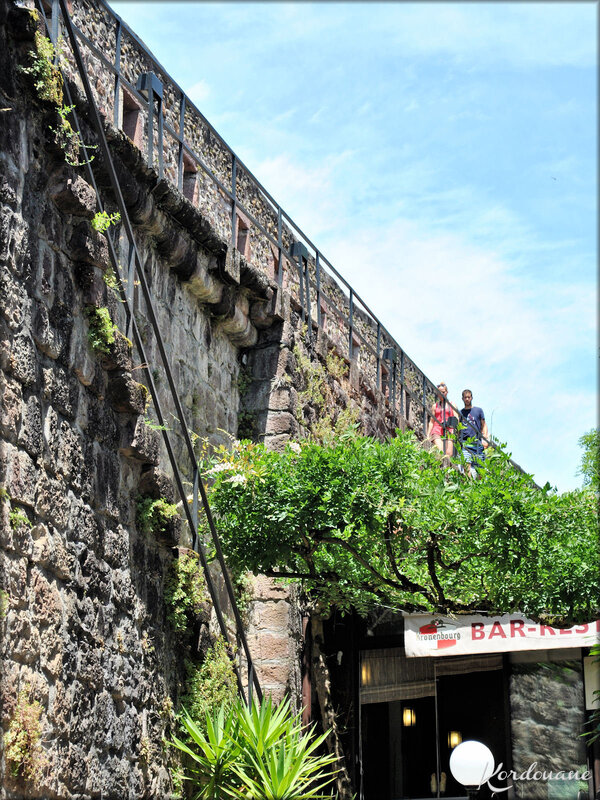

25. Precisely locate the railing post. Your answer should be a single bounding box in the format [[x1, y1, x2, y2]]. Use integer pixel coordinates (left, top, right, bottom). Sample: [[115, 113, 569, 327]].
[[399, 350, 405, 419], [136, 72, 163, 178], [51, 0, 59, 55], [316, 251, 322, 329], [231, 154, 237, 250], [422, 375, 428, 438], [178, 94, 186, 192], [376, 322, 381, 390], [348, 289, 354, 361], [305, 256, 312, 343], [113, 19, 122, 128], [125, 241, 135, 339], [277, 207, 283, 287]]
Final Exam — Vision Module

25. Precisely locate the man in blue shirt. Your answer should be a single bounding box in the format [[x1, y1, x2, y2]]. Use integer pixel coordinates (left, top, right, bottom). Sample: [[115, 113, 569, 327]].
[[459, 389, 489, 477]]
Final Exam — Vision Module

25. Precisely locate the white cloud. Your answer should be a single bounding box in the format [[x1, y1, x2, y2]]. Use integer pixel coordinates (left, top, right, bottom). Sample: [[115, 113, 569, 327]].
[[186, 80, 211, 105]]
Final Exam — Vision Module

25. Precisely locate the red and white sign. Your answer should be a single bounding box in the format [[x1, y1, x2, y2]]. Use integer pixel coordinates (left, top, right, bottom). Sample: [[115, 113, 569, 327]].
[[404, 613, 600, 657]]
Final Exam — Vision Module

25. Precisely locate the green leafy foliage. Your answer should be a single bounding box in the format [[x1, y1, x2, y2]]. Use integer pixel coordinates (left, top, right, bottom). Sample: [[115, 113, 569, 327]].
[[18, 32, 63, 105], [85, 306, 118, 355], [9, 508, 31, 530], [48, 105, 97, 167], [206, 431, 599, 623], [180, 638, 238, 730], [136, 496, 179, 536], [4, 687, 47, 783], [292, 346, 358, 444], [578, 428, 599, 492], [169, 696, 336, 800], [164, 550, 208, 634], [91, 210, 121, 233]]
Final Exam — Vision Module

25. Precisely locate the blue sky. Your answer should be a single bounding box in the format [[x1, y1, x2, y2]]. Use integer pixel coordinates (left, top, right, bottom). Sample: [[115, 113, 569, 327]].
[[109, 1, 597, 492]]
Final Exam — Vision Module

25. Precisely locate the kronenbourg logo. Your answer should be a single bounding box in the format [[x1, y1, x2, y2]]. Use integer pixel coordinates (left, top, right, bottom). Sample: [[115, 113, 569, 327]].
[[417, 618, 460, 650]]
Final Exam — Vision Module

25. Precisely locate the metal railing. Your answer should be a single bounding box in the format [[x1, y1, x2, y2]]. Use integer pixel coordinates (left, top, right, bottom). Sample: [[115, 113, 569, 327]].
[[40, 0, 262, 705]]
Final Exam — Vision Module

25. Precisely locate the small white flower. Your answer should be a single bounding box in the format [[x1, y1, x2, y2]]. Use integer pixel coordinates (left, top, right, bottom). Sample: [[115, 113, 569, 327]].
[[289, 442, 302, 454], [225, 473, 247, 485], [206, 462, 233, 474]]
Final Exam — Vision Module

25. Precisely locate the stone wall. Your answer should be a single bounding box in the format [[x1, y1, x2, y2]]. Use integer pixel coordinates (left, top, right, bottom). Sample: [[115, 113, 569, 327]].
[[0, 0, 435, 796], [509, 657, 587, 800]]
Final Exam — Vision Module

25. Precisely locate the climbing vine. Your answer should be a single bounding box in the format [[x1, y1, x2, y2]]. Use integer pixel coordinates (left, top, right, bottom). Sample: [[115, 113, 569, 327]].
[[4, 688, 47, 783]]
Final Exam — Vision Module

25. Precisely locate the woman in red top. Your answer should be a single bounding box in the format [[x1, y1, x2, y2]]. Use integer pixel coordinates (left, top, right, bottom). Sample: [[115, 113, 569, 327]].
[[426, 382, 457, 456]]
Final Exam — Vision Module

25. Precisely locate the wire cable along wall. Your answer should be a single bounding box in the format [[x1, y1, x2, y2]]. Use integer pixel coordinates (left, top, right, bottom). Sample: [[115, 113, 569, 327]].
[[39, 0, 262, 705]]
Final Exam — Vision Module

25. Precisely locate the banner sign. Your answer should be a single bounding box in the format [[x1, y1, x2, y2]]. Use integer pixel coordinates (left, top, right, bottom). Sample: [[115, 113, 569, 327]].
[[404, 613, 600, 657]]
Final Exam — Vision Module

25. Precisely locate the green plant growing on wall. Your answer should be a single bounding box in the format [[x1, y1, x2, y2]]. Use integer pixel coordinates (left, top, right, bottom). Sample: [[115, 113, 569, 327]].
[[18, 32, 63, 106], [0, 589, 9, 621], [4, 687, 47, 783], [180, 638, 238, 733], [48, 105, 97, 167], [9, 508, 32, 530], [293, 344, 359, 444], [136, 496, 179, 537], [85, 306, 118, 355], [91, 210, 121, 233], [164, 550, 208, 634], [102, 265, 119, 290], [237, 410, 257, 440]]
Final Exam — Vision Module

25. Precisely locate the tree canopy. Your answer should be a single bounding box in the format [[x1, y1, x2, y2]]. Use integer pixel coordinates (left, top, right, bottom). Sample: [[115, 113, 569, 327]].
[[578, 428, 599, 493], [205, 430, 598, 625]]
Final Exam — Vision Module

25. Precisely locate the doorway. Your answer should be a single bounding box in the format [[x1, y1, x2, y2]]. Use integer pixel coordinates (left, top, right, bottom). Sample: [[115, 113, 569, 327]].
[[361, 661, 508, 800]]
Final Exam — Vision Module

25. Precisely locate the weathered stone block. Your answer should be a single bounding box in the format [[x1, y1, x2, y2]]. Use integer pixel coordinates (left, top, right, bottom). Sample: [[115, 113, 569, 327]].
[[40, 625, 63, 677], [35, 471, 70, 530], [102, 524, 130, 568], [93, 444, 121, 519], [137, 466, 175, 503], [119, 416, 159, 465], [9, 332, 38, 387], [258, 662, 292, 686], [263, 432, 292, 451], [42, 364, 80, 420], [7, 609, 40, 663], [100, 330, 133, 372], [0, 265, 26, 330], [32, 298, 62, 359], [18, 393, 42, 456], [250, 633, 290, 661], [6, 444, 37, 507], [31, 567, 62, 626], [49, 169, 96, 217], [253, 600, 290, 631], [106, 370, 148, 414], [252, 575, 289, 600], [264, 411, 296, 436], [68, 221, 109, 269], [74, 260, 105, 307], [0, 371, 22, 440]]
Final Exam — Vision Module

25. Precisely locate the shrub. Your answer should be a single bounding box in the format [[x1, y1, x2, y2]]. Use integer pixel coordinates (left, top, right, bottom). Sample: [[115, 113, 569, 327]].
[[136, 496, 179, 536], [85, 306, 118, 355], [170, 696, 337, 800], [180, 638, 238, 729], [91, 210, 121, 233], [19, 32, 63, 106], [164, 550, 208, 634], [4, 688, 47, 783]]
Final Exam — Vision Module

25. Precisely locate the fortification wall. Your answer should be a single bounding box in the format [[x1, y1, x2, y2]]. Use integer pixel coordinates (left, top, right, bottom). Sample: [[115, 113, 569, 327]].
[[0, 1, 430, 797]]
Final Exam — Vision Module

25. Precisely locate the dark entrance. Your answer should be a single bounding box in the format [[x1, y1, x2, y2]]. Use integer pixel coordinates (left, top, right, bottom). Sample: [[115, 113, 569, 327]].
[[361, 666, 509, 800]]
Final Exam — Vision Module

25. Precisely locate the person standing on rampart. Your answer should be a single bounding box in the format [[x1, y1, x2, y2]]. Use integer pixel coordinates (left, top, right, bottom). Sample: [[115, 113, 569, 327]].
[[427, 382, 458, 457], [459, 389, 489, 477]]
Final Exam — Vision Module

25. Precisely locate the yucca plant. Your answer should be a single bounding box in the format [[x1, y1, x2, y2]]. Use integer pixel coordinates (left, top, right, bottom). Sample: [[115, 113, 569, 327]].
[[169, 696, 337, 800], [170, 704, 240, 799]]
